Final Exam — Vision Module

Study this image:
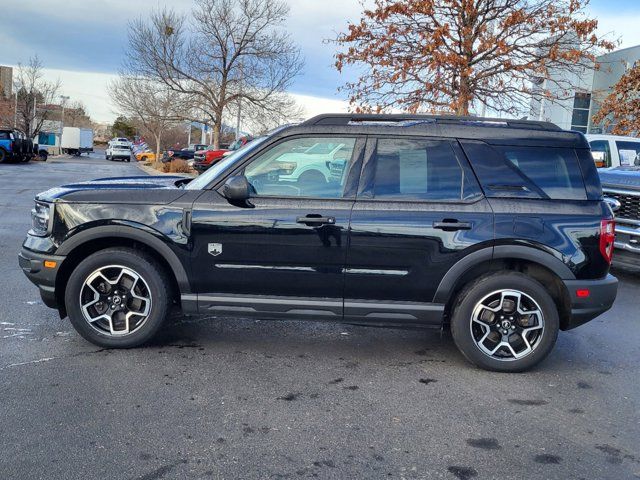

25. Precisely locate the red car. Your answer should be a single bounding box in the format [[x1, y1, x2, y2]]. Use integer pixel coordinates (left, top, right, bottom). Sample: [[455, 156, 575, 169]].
[[193, 136, 252, 173]]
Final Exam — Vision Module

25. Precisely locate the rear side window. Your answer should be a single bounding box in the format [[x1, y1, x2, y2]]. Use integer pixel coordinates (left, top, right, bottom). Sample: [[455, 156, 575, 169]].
[[371, 138, 477, 201], [461, 141, 586, 200], [0, 131, 9, 140]]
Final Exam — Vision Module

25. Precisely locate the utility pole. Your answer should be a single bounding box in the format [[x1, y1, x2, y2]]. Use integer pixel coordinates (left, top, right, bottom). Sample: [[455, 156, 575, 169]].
[[13, 92, 17, 128]]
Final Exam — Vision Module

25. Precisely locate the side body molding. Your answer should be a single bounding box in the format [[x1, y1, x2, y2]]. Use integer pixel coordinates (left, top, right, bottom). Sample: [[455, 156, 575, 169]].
[[433, 245, 576, 304], [56, 224, 192, 293]]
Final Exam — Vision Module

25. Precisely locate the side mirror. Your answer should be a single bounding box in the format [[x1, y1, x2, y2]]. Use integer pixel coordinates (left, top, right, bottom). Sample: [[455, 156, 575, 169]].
[[604, 196, 621, 213], [222, 175, 251, 202]]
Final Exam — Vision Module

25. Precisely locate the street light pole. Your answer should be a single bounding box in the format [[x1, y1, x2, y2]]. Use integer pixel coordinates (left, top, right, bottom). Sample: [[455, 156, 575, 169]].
[[59, 95, 70, 134], [13, 92, 17, 128]]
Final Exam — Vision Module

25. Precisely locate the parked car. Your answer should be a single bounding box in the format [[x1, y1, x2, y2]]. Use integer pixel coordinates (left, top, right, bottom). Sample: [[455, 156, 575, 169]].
[[106, 139, 132, 162], [134, 149, 156, 162], [193, 137, 252, 173], [0, 128, 36, 163], [61, 127, 93, 156], [600, 166, 640, 270], [586, 134, 640, 168], [19, 114, 618, 372]]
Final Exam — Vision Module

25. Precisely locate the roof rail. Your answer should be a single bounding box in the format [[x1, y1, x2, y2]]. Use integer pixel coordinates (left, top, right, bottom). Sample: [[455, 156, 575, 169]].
[[302, 114, 562, 131]]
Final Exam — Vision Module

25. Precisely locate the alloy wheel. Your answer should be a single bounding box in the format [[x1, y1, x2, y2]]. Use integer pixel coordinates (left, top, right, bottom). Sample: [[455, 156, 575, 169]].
[[470, 289, 545, 361], [79, 265, 152, 336]]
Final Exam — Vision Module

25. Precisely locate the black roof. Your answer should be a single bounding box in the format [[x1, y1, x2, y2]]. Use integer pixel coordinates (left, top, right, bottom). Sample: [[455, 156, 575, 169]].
[[276, 114, 588, 149]]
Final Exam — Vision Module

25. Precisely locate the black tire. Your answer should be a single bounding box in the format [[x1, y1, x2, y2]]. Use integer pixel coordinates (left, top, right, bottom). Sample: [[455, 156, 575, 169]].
[[0, 148, 7, 163], [38, 151, 48, 161], [450, 272, 559, 372], [64, 247, 172, 348]]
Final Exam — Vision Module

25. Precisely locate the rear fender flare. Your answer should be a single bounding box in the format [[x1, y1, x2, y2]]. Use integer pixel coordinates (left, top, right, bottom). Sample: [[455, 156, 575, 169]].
[[433, 245, 575, 304]]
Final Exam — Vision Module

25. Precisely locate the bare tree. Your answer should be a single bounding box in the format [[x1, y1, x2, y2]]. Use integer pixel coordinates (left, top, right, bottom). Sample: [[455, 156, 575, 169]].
[[64, 100, 92, 128], [333, 0, 615, 116], [108, 76, 188, 159], [14, 56, 61, 137], [125, 0, 304, 148]]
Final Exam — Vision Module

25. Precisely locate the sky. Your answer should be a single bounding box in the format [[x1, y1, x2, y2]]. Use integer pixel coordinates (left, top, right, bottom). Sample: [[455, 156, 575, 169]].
[[1, 0, 640, 123]]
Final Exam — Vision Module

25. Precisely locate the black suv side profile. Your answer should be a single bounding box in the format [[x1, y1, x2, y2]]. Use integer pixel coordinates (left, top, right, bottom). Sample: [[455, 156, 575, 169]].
[[19, 114, 618, 372]]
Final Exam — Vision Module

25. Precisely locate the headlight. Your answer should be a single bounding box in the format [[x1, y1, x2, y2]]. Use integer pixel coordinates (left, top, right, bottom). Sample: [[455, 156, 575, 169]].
[[30, 201, 52, 236]]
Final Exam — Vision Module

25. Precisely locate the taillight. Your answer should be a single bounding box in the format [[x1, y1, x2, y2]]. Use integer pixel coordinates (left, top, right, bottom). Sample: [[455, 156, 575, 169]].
[[599, 219, 615, 263]]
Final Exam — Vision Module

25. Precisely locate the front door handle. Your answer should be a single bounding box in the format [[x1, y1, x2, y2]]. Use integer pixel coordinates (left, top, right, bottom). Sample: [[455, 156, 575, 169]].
[[296, 215, 336, 226], [432, 219, 472, 231]]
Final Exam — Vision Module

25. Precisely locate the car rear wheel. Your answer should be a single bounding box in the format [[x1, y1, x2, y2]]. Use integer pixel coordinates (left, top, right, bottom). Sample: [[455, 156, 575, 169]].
[[450, 272, 559, 372], [65, 248, 172, 348], [38, 151, 48, 161], [0, 149, 6, 163]]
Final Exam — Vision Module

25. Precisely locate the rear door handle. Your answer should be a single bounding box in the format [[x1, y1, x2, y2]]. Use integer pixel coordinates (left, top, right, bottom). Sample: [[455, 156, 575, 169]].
[[296, 215, 336, 226], [432, 220, 472, 231]]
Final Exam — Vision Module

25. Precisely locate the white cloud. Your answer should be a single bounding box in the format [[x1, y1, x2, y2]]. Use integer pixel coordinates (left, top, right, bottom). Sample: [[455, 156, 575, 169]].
[[35, 68, 349, 125]]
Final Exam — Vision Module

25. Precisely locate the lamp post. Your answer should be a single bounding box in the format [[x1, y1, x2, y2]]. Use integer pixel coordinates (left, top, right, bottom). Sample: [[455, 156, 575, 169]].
[[59, 95, 70, 133]]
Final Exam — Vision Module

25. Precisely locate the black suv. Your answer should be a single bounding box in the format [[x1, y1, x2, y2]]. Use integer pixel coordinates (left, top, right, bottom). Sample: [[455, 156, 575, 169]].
[[19, 114, 618, 372]]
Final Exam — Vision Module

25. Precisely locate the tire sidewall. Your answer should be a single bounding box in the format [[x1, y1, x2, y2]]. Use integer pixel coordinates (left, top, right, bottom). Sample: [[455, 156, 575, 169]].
[[65, 250, 169, 348], [451, 273, 559, 372]]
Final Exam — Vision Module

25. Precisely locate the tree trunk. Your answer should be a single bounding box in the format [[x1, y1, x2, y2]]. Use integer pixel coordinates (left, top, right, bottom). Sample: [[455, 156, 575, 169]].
[[155, 133, 162, 163], [212, 117, 222, 150]]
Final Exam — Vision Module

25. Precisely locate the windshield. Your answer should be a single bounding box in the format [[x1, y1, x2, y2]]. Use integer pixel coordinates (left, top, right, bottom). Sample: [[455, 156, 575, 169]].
[[185, 136, 269, 190]]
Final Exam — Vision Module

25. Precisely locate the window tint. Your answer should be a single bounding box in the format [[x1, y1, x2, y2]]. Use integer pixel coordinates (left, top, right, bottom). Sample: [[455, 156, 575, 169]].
[[589, 140, 611, 168], [461, 142, 586, 200], [372, 138, 468, 201], [499, 146, 586, 200], [0, 131, 9, 140], [244, 137, 356, 198], [616, 141, 640, 166]]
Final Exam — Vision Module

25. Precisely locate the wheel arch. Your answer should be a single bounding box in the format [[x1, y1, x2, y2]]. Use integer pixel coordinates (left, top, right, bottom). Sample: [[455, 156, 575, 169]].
[[435, 246, 574, 330], [55, 226, 191, 316]]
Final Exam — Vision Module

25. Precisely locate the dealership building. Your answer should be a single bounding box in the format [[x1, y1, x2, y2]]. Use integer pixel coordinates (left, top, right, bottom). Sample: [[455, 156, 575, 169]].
[[529, 45, 640, 133]]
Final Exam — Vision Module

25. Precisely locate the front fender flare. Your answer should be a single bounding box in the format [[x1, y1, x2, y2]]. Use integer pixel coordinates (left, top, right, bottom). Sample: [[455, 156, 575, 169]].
[[56, 224, 191, 293]]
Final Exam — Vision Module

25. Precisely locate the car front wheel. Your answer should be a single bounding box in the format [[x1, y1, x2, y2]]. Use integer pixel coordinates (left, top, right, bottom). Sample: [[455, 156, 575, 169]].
[[65, 247, 172, 348], [450, 272, 559, 372]]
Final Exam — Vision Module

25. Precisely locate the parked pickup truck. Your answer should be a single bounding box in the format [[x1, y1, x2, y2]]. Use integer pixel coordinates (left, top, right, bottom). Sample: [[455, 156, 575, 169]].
[[587, 134, 640, 168], [600, 166, 640, 270], [193, 137, 252, 173], [0, 128, 37, 163]]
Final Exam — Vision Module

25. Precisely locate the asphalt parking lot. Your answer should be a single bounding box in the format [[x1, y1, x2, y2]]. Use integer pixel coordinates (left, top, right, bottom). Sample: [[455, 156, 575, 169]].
[[1, 154, 639, 480]]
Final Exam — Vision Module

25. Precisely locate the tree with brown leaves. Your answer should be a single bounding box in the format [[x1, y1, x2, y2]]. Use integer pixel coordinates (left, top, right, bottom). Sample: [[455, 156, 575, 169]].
[[334, 0, 615, 116], [592, 62, 640, 135]]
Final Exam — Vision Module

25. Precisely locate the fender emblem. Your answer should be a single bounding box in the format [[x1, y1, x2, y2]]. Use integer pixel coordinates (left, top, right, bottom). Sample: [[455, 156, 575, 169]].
[[208, 243, 222, 256]]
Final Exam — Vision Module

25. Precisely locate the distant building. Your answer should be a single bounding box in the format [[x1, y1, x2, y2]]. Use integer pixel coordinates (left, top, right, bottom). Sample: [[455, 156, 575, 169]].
[[529, 45, 640, 133], [0, 66, 12, 100]]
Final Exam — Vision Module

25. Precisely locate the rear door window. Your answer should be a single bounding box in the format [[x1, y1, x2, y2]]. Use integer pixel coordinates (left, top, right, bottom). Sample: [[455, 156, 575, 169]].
[[370, 138, 479, 201], [616, 141, 640, 166], [461, 141, 587, 200]]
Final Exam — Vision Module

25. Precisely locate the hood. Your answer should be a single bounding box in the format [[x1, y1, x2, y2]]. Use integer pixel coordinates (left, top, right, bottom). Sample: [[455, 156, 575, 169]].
[[599, 166, 640, 190], [36, 175, 192, 203]]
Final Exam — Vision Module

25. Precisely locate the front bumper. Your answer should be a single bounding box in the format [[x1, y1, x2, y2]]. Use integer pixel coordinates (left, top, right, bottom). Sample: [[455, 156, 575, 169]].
[[562, 274, 618, 330], [18, 247, 66, 309], [193, 162, 212, 173]]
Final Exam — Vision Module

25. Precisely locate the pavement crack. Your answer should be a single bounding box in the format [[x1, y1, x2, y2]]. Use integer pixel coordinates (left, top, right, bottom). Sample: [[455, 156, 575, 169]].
[[1, 348, 109, 370]]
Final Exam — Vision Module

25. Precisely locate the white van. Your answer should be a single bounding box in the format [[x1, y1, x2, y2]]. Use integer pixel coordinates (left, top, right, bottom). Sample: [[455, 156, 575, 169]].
[[586, 134, 640, 168]]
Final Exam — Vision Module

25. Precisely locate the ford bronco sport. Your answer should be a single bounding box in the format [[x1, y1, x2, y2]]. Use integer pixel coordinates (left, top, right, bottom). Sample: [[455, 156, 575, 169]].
[[19, 114, 618, 372]]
